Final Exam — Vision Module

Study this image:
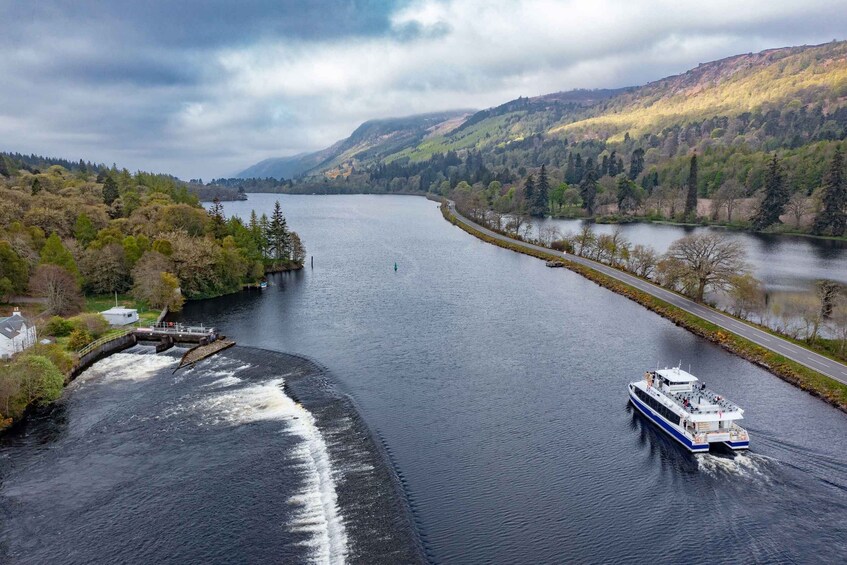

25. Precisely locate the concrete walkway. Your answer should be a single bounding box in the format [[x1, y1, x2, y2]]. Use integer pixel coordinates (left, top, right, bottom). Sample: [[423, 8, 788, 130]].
[[447, 202, 847, 387]]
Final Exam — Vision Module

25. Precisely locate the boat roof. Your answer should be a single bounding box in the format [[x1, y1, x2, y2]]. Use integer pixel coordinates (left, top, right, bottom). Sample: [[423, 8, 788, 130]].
[[101, 307, 138, 314], [656, 367, 698, 383]]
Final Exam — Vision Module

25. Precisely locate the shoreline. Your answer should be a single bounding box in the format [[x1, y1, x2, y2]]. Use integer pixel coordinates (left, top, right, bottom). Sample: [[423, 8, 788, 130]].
[[439, 200, 847, 414]]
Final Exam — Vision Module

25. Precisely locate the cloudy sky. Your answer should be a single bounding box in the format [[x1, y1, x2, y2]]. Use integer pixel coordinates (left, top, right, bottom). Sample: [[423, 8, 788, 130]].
[[1, 1, 845, 179]]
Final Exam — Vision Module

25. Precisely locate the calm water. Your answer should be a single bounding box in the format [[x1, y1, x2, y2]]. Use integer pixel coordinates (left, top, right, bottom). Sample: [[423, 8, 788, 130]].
[[532, 217, 847, 291], [182, 194, 844, 563], [2, 194, 846, 564]]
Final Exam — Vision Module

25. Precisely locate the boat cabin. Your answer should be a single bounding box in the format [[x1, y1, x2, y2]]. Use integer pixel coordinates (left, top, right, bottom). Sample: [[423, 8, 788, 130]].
[[651, 367, 698, 393]]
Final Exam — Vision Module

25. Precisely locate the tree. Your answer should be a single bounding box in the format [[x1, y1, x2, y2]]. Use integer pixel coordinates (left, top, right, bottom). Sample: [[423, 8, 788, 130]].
[[131, 251, 184, 311], [684, 152, 698, 220], [812, 147, 846, 236], [102, 175, 119, 205], [533, 165, 550, 217], [574, 224, 596, 257], [625, 244, 658, 278], [31, 177, 41, 196], [80, 244, 131, 294], [208, 196, 227, 239], [290, 232, 306, 265], [751, 154, 788, 231], [728, 273, 766, 321], [40, 232, 79, 278], [664, 233, 747, 302], [629, 148, 645, 180], [0, 242, 29, 300], [267, 201, 290, 261], [786, 192, 810, 229], [523, 174, 535, 214], [29, 264, 83, 315], [579, 169, 598, 216], [74, 214, 97, 247], [616, 175, 643, 215], [712, 180, 745, 223], [816, 279, 842, 319]]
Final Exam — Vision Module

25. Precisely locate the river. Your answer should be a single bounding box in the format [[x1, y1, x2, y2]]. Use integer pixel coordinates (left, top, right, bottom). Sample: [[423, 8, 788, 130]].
[[3, 194, 846, 563]]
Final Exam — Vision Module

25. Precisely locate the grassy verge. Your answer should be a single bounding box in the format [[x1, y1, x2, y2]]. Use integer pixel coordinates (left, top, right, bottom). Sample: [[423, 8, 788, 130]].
[[441, 202, 847, 413]]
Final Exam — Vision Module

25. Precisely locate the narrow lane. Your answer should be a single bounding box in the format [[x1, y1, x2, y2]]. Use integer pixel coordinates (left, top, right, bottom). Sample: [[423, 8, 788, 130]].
[[447, 202, 847, 387]]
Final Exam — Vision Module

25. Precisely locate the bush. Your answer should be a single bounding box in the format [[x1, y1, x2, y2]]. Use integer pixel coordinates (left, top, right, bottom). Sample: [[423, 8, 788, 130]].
[[44, 316, 74, 337], [67, 328, 93, 350], [29, 343, 75, 375], [69, 313, 109, 337]]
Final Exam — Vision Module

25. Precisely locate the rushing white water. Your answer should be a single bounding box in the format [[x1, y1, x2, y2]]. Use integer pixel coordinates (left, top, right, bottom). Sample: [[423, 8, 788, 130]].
[[73, 351, 178, 385], [196, 374, 348, 564]]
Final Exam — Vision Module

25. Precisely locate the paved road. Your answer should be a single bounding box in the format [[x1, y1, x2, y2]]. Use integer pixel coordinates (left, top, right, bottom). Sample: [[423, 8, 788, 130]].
[[447, 202, 847, 387]]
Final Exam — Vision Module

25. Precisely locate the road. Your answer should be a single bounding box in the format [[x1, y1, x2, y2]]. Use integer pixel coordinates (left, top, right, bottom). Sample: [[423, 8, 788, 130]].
[[446, 202, 847, 387]]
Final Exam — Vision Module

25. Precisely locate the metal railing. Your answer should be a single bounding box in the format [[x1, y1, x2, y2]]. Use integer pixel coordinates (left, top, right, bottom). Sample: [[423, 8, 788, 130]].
[[142, 322, 216, 334], [76, 328, 134, 358]]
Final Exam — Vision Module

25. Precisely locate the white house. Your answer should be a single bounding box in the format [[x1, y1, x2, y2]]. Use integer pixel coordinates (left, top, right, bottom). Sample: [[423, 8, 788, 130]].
[[0, 309, 37, 359], [101, 307, 139, 326]]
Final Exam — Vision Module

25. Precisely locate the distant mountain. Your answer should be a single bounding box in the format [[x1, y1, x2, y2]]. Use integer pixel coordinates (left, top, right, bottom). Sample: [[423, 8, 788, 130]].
[[236, 110, 473, 179], [238, 40, 847, 200]]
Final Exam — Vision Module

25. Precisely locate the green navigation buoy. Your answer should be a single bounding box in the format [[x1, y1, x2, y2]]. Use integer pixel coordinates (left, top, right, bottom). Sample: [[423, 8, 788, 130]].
[[394, 262, 398, 272]]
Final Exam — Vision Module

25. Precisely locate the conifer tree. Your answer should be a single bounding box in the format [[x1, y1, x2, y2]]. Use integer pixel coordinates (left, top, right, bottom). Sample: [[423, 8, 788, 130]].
[[40, 232, 79, 278], [565, 153, 575, 185], [208, 197, 227, 239], [267, 201, 290, 261], [524, 174, 535, 211], [31, 177, 41, 196], [574, 154, 584, 184], [684, 152, 698, 220], [535, 165, 550, 217], [608, 151, 618, 177], [751, 154, 789, 231], [580, 168, 598, 216], [102, 175, 119, 205], [812, 147, 846, 236], [629, 148, 645, 180]]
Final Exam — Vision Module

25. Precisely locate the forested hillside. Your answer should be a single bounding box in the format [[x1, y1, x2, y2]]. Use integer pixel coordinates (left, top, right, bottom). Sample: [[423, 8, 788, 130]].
[[240, 41, 847, 235]]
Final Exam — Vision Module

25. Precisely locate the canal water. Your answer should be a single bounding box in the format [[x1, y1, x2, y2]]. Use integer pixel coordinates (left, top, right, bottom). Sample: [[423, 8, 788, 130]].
[[3, 194, 846, 563]]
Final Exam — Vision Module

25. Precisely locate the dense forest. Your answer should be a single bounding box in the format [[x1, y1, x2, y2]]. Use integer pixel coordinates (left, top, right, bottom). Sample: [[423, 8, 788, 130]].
[[0, 156, 305, 426]]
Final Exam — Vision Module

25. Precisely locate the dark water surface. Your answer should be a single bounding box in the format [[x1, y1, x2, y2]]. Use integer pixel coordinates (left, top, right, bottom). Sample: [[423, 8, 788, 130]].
[[176, 194, 846, 563]]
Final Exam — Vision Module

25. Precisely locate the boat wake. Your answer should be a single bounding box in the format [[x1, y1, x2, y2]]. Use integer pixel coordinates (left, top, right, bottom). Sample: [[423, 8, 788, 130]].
[[695, 451, 777, 481]]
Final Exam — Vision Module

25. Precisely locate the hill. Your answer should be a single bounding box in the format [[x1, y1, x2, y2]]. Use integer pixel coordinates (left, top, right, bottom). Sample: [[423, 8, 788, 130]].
[[236, 110, 474, 179]]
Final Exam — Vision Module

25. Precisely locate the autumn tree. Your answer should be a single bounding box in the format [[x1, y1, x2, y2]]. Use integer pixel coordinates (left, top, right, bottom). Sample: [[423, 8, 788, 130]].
[[664, 233, 747, 302], [131, 252, 184, 311], [80, 243, 131, 294]]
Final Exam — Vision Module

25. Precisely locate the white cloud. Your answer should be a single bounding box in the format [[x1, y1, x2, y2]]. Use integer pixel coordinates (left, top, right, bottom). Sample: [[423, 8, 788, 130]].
[[1, 0, 844, 178]]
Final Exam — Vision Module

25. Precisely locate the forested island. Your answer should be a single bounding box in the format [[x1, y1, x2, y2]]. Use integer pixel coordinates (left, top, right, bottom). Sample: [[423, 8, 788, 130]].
[[0, 153, 304, 428]]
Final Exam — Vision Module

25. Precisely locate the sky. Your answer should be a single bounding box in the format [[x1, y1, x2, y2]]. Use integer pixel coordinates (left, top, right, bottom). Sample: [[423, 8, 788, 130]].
[[1, 1, 845, 179]]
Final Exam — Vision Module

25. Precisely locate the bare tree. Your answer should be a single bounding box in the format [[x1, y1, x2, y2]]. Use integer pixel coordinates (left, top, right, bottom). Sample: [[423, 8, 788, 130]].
[[574, 224, 596, 257], [537, 225, 562, 247], [827, 297, 847, 355], [29, 264, 83, 315], [664, 233, 748, 302], [712, 180, 745, 223], [728, 273, 766, 321], [786, 192, 810, 229], [626, 244, 658, 278]]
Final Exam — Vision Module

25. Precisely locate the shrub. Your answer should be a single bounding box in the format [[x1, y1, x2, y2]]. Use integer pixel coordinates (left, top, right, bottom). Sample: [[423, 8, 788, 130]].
[[30, 343, 75, 375], [44, 316, 74, 337], [67, 328, 93, 350], [69, 313, 109, 337]]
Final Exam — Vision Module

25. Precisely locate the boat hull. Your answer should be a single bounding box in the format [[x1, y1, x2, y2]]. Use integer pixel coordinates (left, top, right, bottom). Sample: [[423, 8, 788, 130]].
[[628, 386, 709, 453], [723, 440, 750, 451]]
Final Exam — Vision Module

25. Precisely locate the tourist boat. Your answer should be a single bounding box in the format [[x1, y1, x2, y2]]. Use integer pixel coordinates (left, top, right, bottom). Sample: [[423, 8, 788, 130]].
[[259, 281, 268, 289], [628, 367, 749, 453]]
